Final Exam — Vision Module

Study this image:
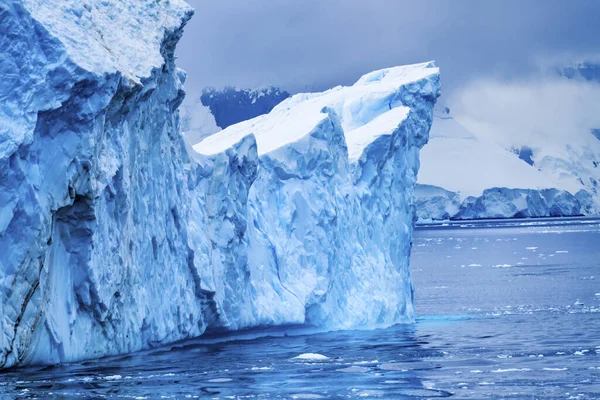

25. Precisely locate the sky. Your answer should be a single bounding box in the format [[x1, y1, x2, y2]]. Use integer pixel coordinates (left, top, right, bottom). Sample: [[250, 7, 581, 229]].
[[177, 0, 600, 98]]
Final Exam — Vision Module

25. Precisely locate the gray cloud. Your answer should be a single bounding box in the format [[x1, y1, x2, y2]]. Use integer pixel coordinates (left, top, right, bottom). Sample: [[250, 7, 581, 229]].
[[177, 0, 600, 97]]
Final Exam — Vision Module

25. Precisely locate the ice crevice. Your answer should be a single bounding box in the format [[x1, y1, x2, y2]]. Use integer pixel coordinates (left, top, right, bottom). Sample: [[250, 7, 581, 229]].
[[0, 0, 440, 368]]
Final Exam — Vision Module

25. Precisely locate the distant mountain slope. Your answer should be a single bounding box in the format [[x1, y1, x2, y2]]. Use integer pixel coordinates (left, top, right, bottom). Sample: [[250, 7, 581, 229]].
[[200, 87, 290, 129], [416, 106, 598, 221]]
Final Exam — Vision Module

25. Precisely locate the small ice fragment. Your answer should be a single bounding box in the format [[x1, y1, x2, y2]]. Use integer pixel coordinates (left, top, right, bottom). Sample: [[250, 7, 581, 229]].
[[492, 264, 512, 268], [555, 250, 569, 254], [543, 367, 568, 371], [103, 375, 122, 381], [293, 353, 329, 361], [208, 378, 233, 383], [380, 363, 408, 371], [491, 368, 531, 373], [336, 366, 369, 373], [468, 263, 482, 267], [525, 247, 538, 250]]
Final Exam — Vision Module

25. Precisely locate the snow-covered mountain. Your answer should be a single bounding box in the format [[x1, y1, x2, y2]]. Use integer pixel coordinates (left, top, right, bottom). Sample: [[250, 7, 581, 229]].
[[180, 87, 290, 144], [201, 87, 290, 129], [0, 0, 439, 368], [416, 105, 599, 220]]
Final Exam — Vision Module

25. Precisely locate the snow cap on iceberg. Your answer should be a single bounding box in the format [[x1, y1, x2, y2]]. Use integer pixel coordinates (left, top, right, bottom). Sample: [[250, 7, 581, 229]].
[[194, 61, 439, 158]]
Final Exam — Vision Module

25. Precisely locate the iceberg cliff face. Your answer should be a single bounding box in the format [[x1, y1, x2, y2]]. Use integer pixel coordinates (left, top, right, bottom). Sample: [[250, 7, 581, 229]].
[[195, 63, 440, 329], [0, 0, 439, 368], [1, 0, 201, 368]]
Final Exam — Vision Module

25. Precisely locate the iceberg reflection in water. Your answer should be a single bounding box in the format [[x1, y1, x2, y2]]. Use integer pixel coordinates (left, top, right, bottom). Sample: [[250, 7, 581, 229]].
[[2, 217, 599, 399]]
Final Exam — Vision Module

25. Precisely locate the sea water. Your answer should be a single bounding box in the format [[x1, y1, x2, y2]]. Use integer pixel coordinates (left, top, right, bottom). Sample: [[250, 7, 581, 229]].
[[1, 217, 599, 399]]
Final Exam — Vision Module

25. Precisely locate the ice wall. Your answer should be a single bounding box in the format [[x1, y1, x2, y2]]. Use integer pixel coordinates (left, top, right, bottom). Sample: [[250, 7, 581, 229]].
[[0, 0, 439, 368], [0, 0, 204, 368], [194, 63, 440, 329], [416, 185, 584, 221]]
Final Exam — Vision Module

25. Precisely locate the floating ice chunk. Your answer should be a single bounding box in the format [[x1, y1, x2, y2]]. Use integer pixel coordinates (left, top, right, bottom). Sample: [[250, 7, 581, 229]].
[[293, 353, 329, 361], [337, 366, 369, 373], [491, 368, 531, 373], [543, 367, 568, 371], [103, 375, 122, 381], [251, 366, 274, 371], [380, 364, 409, 371], [468, 263, 482, 267], [207, 378, 233, 383]]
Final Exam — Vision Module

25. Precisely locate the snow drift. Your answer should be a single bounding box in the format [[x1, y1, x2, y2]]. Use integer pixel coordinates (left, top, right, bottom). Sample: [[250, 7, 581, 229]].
[[0, 0, 440, 368]]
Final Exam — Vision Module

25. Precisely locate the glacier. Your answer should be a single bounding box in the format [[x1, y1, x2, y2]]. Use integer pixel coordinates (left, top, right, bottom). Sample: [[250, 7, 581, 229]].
[[416, 61, 600, 222], [416, 107, 597, 221], [0, 0, 440, 368]]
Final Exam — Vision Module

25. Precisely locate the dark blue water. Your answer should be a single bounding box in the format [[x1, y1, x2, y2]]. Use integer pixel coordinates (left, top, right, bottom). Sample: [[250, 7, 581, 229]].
[[2, 217, 599, 399]]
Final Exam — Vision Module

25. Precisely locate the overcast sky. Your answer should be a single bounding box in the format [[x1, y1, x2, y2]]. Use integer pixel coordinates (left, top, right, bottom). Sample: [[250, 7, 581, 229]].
[[177, 0, 600, 99]]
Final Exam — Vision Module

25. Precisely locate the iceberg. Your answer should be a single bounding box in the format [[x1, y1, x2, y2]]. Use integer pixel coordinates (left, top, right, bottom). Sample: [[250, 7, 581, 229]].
[[0, 0, 440, 368], [194, 62, 440, 330]]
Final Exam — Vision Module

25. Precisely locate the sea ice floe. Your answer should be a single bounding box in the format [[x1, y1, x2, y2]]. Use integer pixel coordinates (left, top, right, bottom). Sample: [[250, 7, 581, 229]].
[[491, 368, 531, 373], [337, 366, 369, 373], [293, 353, 329, 361], [207, 378, 233, 383]]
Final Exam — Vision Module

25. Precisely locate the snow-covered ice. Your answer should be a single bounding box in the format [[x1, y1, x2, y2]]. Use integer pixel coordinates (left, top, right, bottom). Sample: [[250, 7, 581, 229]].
[[415, 107, 598, 221]]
